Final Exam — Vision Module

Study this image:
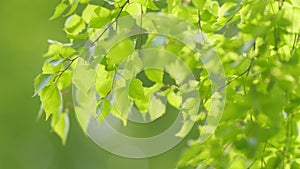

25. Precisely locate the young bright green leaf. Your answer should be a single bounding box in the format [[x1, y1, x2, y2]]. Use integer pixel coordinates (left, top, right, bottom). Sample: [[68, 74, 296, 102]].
[[39, 85, 62, 120], [167, 91, 182, 109], [129, 78, 145, 99], [146, 0, 159, 10], [79, 0, 89, 3], [82, 4, 98, 23], [165, 60, 190, 85], [182, 98, 198, 116], [64, 14, 86, 36], [192, 0, 206, 9], [33, 74, 53, 97], [113, 88, 132, 119], [64, 0, 79, 17], [129, 78, 149, 113], [106, 39, 134, 66], [95, 64, 113, 97], [96, 99, 111, 125], [144, 68, 164, 83], [89, 7, 111, 28], [125, 2, 145, 15], [50, 2, 69, 20], [60, 46, 76, 58], [73, 66, 96, 93], [148, 98, 165, 121], [57, 70, 72, 90], [175, 120, 193, 138], [224, 5, 241, 17], [111, 105, 128, 126], [44, 43, 63, 57], [42, 62, 62, 74], [51, 113, 70, 145], [132, 0, 159, 10]]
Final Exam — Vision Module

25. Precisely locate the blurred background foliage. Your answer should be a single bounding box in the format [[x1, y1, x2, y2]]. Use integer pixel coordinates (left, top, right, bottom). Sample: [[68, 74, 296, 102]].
[[0, 0, 189, 169]]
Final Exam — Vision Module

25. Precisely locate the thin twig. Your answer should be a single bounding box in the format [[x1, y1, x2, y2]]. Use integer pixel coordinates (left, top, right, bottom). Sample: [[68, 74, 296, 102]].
[[54, 56, 79, 83], [90, 0, 129, 46], [226, 57, 254, 86]]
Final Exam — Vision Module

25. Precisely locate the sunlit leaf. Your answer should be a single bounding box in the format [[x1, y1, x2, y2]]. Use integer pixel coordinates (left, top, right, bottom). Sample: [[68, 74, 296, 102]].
[[73, 66, 96, 93], [39, 85, 62, 120], [96, 99, 111, 125], [106, 39, 134, 66], [51, 113, 70, 145], [148, 98, 165, 121], [33, 74, 53, 97], [50, 2, 68, 20], [144, 68, 164, 83], [167, 91, 182, 109]]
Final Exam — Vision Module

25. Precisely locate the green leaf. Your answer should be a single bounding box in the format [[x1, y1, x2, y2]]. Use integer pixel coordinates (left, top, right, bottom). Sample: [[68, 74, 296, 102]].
[[60, 46, 76, 58], [39, 85, 62, 120], [57, 70, 72, 90], [33, 74, 53, 97], [165, 60, 190, 85], [79, 0, 89, 3], [106, 39, 134, 66], [113, 88, 132, 119], [129, 79, 149, 113], [175, 120, 193, 137], [146, 0, 159, 10], [125, 2, 145, 15], [129, 79, 145, 100], [51, 113, 70, 145], [44, 43, 63, 57], [182, 98, 199, 116], [167, 91, 182, 109], [224, 5, 241, 17], [50, 2, 69, 20], [64, 0, 79, 17], [64, 14, 86, 36], [132, 0, 159, 10], [95, 64, 114, 97], [192, 0, 206, 9], [73, 66, 96, 93], [148, 98, 165, 121], [96, 99, 111, 125], [144, 68, 164, 83], [82, 4, 98, 23], [89, 7, 111, 28]]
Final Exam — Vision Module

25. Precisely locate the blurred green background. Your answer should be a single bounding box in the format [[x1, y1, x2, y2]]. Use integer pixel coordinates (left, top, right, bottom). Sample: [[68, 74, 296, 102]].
[[0, 1, 191, 169]]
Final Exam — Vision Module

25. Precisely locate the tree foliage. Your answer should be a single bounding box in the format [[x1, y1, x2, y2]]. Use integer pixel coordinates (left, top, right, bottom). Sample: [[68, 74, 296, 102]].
[[34, 0, 300, 168]]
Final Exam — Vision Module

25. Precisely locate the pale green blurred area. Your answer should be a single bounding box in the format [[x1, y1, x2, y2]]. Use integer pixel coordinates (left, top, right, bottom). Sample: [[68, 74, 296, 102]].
[[0, 1, 192, 169]]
